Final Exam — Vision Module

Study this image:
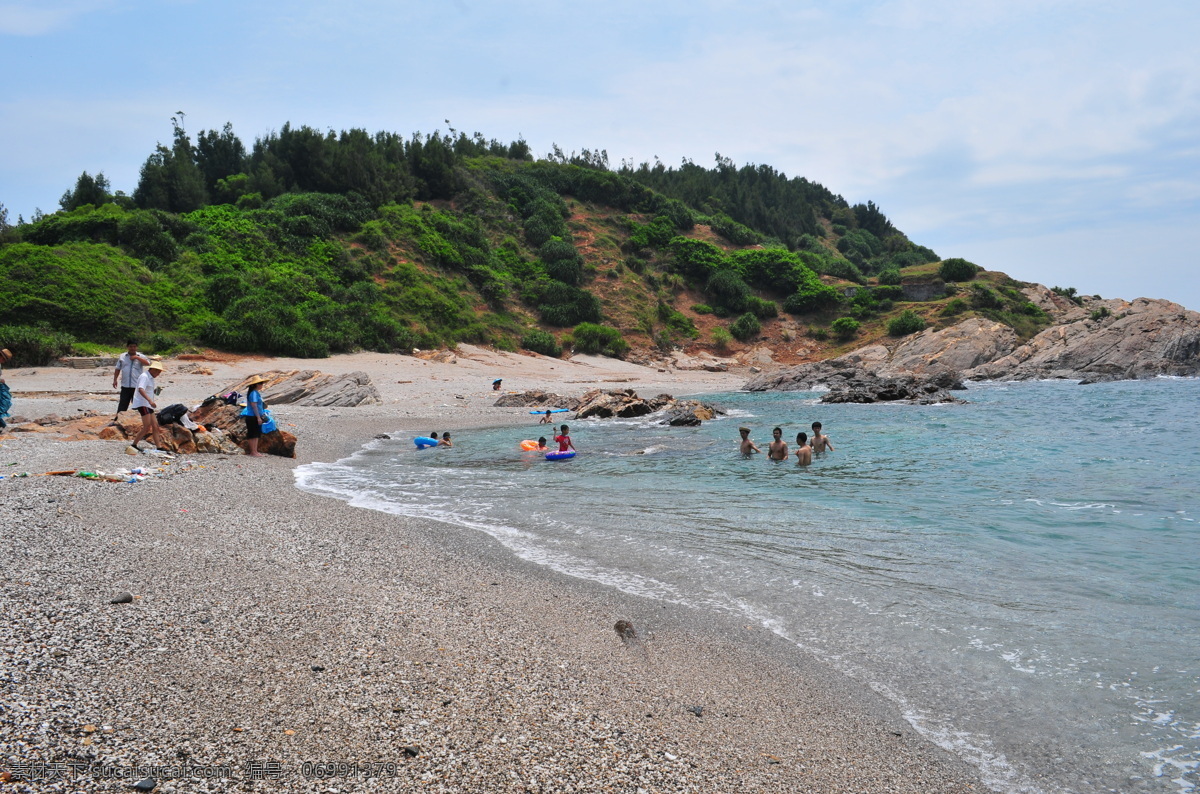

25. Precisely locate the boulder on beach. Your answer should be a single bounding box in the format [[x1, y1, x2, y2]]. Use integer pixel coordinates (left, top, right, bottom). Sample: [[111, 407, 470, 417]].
[[227, 370, 381, 407]]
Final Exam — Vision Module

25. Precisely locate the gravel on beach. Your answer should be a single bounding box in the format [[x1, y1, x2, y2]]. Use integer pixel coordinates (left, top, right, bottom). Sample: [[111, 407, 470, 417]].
[[0, 351, 984, 792]]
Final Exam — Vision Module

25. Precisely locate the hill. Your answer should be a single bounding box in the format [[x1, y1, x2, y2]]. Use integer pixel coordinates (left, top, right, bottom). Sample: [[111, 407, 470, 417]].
[[0, 120, 1069, 367]]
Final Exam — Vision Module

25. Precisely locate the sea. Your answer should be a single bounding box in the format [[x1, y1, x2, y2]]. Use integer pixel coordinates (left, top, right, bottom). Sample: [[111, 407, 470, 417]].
[[294, 378, 1200, 794]]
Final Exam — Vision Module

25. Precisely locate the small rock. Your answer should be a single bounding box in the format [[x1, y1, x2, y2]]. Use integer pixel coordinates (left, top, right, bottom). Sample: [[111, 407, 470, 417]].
[[374, 434, 391, 439], [131, 777, 156, 791], [402, 745, 420, 757], [311, 665, 325, 672], [687, 705, 704, 717], [110, 592, 134, 604]]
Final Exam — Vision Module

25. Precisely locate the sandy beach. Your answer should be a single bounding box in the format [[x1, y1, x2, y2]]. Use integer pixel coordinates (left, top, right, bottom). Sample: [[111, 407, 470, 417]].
[[0, 346, 983, 792]]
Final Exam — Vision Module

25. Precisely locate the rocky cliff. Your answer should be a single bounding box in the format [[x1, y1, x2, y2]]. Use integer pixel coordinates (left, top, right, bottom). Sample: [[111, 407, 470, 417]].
[[746, 293, 1200, 390]]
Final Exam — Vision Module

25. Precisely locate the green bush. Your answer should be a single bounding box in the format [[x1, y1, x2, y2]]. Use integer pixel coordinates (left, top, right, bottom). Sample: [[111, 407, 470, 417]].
[[711, 326, 733, 351], [706, 269, 751, 312], [807, 326, 829, 341], [521, 329, 562, 357], [667, 236, 727, 279], [572, 323, 629, 358], [0, 324, 76, 366], [691, 303, 713, 314], [1090, 306, 1112, 321], [887, 309, 927, 337], [877, 268, 901, 285], [942, 298, 968, 316], [729, 312, 761, 342], [747, 296, 778, 319], [831, 317, 860, 341], [969, 283, 1003, 309], [938, 258, 979, 282]]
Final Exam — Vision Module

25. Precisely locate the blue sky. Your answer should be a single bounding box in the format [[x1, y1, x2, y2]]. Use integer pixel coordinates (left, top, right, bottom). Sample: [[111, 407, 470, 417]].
[[2, 0, 1198, 309]]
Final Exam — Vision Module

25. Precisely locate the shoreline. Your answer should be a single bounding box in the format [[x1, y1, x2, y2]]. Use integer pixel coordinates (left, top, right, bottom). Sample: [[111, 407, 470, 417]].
[[0, 348, 984, 792]]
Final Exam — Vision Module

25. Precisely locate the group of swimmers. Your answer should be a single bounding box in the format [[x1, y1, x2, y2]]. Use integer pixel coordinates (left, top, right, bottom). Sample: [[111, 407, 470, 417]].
[[425, 431, 454, 447], [738, 422, 834, 466]]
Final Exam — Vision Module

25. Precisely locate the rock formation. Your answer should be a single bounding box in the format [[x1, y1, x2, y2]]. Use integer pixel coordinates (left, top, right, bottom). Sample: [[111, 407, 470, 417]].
[[967, 298, 1200, 382], [745, 295, 1200, 390], [496, 389, 722, 424], [744, 361, 965, 404], [227, 370, 381, 407]]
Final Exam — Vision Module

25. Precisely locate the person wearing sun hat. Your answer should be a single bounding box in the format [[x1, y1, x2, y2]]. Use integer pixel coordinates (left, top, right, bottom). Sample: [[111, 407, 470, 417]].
[[130, 359, 166, 450], [0, 348, 13, 430], [240, 374, 269, 457]]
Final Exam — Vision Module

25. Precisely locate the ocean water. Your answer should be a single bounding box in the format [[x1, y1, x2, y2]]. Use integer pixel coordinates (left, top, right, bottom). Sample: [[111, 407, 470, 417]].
[[294, 379, 1200, 794]]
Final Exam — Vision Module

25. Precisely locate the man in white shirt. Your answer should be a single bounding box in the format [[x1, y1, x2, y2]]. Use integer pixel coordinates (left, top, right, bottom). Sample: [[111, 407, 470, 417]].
[[130, 360, 166, 450], [112, 340, 151, 423]]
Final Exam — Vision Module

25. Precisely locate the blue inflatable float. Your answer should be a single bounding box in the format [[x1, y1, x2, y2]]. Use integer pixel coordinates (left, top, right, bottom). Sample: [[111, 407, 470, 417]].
[[414, 436, 438, 448], [528, 408, 570, 414], [545, 450, 576, 461]]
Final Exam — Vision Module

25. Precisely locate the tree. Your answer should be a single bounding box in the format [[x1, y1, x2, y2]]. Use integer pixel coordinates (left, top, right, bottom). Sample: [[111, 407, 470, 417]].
[[134, 115, 208, 212], [195, 122, 248, 194], [59, 171, 112, 210]]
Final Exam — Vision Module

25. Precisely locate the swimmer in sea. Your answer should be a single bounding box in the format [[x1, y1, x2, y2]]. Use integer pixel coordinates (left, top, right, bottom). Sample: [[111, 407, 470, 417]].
[[537, 436, 548, 451], [438, 432, 453, 447], [554, 424, 575, 452], [738, 426, 761, 455], [539, 410, 553, 424], [767, 426, 789, 461], [810, 421, 834, 453], [795, 431, 813, 466]]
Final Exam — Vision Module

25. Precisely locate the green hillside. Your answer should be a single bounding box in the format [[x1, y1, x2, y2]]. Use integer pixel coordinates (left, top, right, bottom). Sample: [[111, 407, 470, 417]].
[[0, 119, 1055, 366]]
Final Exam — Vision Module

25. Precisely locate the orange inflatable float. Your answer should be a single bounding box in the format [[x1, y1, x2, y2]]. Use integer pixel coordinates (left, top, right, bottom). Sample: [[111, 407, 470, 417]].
[[519, 440, 543, 451]]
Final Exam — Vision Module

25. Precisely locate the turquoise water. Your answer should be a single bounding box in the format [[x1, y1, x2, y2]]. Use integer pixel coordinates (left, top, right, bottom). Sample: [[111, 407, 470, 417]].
[[295, 379, 1200, 793]]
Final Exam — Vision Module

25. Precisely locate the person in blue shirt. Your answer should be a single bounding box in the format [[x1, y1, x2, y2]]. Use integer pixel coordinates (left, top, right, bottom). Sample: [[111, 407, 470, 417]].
[[241, 374, 269, 457]]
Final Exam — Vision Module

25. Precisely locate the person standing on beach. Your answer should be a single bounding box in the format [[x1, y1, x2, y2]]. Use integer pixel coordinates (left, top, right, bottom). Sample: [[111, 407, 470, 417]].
[[811, 422, 835, 453], [241, 374, 269, 457], [738, 427, 761, 455], [0, 347, 12, 431], [130, 360, 166, 450], [767, 427, 789, 461], [555, 424, 576, 453], [111, 340, 151, 424], [795, 432, 813, 466]]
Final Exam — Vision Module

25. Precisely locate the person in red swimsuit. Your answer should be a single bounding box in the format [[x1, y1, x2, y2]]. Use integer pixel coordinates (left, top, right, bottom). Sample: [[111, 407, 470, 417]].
[[554, 424, 576, 453]]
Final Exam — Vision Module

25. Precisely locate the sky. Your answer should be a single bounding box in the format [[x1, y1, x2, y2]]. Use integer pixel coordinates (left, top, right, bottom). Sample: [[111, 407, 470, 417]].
[[2, 0, 1198, 309]]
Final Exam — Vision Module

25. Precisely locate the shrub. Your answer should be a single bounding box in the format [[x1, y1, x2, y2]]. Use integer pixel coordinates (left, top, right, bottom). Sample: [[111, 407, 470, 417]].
[[1052, 285, 1083, 305], [572, 323, 629, 358], [969, 283, 1003, 309], [873, 285, 904, 301], [938, 258, 980, 282], [1090, 306, 1112, 321], [532, 281, 602, 327], [521, 329, 562, 357], [831, 317, 860, 341], [877, 268, 901, 285], [0, 324, 76, 366], [667, 236, 726, 279], [942, 298, 968, 316], [887, 309, 927, 337], [706, 269, 751, 312], [808, 326, 829, 341], [691, 303, 713, 314], [711, 326, 733, 351], [729, 312, 761, 342], [747, 296, 778, 319]]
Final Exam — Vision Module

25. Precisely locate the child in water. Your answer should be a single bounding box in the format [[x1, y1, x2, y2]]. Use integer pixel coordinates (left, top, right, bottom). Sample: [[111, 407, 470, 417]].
[[439, 432, 453, 448], [537, 436, 548, 451], [810, 422, 834, 453], [554, 424, 576, 452]]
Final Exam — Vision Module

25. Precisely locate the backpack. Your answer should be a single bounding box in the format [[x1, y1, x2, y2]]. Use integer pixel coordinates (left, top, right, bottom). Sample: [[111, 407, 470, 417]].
[[157, 403, 189, 426]]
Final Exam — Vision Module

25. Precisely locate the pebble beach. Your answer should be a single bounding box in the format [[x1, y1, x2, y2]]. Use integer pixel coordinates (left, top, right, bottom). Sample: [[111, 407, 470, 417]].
[[0, 347, 984, 792]]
